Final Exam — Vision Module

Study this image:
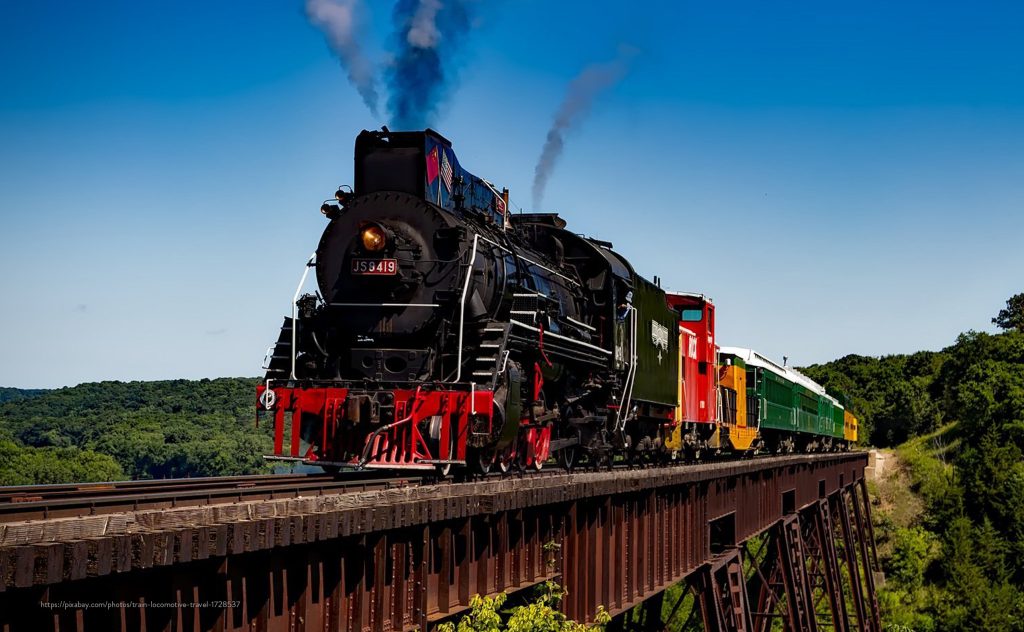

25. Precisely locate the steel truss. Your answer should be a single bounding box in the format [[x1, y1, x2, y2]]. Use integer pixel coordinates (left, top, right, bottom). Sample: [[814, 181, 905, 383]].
[[654, 479, 881, 632]]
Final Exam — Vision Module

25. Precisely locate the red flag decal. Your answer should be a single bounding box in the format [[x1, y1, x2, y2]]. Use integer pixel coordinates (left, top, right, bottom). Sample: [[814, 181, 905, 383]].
[[426, 146, 439, 184]]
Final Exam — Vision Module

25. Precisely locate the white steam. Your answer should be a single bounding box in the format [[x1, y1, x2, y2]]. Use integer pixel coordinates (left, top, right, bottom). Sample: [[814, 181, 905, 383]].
[[407, 0, 443, 48], [306, 0, 380, 116]]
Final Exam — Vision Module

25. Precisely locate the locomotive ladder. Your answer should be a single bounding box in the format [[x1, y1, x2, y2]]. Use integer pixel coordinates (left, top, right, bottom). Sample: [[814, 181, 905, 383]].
[[470, 322, 512, 389], [262, 317, 294, 381]]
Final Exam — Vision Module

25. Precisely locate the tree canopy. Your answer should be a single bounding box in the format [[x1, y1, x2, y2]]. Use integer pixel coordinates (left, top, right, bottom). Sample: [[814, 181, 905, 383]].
[[0, 377, 272, 484], [992, 292, 1024, 331]]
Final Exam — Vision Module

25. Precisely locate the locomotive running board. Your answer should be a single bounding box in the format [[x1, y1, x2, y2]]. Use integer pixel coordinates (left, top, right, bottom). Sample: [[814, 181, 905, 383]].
[[262, 455, 438, 471], [548, 437, 581, 452], [361, 463, 437, 471]]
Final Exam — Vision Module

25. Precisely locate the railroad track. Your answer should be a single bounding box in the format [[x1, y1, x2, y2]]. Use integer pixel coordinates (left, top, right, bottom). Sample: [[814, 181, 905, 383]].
[[0, 450, 860, 523], [0, 471, 421, 522]]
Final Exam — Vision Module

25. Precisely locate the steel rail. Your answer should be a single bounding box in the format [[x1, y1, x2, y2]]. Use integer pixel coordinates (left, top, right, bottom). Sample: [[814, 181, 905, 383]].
[[0, 473, 325, 502], [0, 472, 420, 522]]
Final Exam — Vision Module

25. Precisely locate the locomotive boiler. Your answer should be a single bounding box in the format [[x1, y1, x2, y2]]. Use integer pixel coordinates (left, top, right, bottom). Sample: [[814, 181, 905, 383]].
[[257, 128, 856, 474]]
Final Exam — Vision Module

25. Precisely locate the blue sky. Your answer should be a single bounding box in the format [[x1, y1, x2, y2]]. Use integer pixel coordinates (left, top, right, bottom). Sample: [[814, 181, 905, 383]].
[[1, 0, 1022, 388]]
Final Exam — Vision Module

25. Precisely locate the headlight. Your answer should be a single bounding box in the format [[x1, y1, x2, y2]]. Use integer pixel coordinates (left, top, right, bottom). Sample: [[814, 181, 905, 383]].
[[360, 224, 387, 252]]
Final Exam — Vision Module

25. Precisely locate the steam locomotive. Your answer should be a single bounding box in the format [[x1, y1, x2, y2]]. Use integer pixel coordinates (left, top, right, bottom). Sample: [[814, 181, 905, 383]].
[[257, 129, 857, 474]]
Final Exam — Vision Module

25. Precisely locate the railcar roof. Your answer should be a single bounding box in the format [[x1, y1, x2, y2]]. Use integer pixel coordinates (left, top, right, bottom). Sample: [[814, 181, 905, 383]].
[[718, 345, 840, 406]]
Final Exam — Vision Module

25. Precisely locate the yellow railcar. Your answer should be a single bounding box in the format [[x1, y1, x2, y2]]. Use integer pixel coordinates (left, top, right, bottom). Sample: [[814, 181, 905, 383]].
[[844, 410, 858, 443]]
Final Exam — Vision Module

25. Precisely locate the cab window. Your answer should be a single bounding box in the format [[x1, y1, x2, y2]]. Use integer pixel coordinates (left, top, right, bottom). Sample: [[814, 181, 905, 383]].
[[680, 308, 702, 322]]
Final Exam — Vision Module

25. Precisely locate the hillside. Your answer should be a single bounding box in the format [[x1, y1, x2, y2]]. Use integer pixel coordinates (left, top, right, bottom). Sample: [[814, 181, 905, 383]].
[[870, 426, 1024, 631], [0, 387, 49, 404], [0, 377, 271, 484], [805, 323, 1024, 631]]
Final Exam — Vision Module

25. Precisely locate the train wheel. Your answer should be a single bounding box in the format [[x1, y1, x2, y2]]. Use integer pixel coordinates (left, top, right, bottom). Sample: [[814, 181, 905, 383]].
[[525, 426, 551, 471], [436, 427, 456, 477], [535, 426, 551, 471], [473, 449, 494, 475], [496, 443, 516, 474], [556, 426, 580, 472]]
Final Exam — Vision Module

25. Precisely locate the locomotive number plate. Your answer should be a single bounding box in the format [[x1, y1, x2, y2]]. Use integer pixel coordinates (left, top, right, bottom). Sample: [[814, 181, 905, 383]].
[[350, 258, 398, 275]]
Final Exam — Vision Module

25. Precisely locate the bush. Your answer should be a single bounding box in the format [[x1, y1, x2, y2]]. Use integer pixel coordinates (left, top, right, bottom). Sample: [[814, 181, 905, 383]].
[[436, 585, 610, 632]]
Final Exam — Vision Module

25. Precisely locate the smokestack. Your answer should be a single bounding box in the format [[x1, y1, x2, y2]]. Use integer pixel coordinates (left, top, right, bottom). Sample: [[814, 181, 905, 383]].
[[532, 47, 636, 210], [306, 0, 381, 117]]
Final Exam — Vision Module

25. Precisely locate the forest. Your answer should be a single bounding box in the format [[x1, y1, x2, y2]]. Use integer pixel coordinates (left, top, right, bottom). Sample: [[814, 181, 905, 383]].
[[801, 293, 1024, 631], [0, 377, 272, 484]]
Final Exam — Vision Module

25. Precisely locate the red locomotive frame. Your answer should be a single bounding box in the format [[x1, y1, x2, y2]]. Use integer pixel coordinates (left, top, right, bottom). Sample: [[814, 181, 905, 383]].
[[257, 383, 551, 472]]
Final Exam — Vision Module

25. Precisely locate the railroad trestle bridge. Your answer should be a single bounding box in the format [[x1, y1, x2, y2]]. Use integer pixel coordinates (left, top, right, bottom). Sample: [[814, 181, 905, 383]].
[[0, 453, 880, 631]]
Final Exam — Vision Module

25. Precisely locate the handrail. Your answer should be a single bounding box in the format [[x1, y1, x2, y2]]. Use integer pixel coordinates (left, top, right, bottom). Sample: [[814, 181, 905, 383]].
[[291, 253, 317, 381], [476, 234, 580, 287], [452, 234, 479, 383], [615, 305, 638, 432], [508, 319, 612, 355]]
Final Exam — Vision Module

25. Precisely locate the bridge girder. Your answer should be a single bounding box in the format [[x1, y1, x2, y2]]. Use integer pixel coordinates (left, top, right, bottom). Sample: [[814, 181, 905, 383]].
[[0, 455, 880, 632]]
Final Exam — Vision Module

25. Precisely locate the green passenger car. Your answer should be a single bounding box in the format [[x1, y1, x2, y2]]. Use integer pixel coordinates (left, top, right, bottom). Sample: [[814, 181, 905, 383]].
[[719, 346, 846, 449], [832, 404, 846, 440]]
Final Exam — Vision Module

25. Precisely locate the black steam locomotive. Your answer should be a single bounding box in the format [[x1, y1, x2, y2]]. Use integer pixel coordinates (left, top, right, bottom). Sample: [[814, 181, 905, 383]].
[[258, 129, 681, 473]]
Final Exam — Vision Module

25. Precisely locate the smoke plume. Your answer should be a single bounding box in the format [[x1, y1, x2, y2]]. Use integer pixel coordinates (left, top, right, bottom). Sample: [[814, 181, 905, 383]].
[[532, 49, 636, 210], [306, 0, 380, 116], [387, 0, 471, 129]]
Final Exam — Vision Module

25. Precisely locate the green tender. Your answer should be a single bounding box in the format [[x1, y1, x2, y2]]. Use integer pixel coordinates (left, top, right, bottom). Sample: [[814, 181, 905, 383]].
[[628, 276, 679, 407]]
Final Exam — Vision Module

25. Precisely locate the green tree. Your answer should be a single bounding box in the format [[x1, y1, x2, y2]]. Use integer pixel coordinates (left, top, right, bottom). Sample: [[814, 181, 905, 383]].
[[885, 526, 940, 591], [993, 293, 1024, 331], [0, 440, 124, 485], [935, 517, 1023, 632]]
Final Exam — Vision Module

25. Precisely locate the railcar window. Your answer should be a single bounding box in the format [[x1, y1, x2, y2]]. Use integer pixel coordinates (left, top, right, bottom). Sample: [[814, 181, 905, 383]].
[[800, 393, 817, 414], [766, 377, 791, 405], [680, 308, 703, 322]]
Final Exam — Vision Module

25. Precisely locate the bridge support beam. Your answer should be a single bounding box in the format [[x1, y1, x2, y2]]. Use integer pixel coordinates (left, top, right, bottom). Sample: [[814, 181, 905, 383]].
[[649, 487, 882, 632], [809, 498, 850, 632], [690, 548, 752, 632]]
